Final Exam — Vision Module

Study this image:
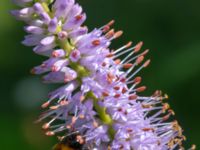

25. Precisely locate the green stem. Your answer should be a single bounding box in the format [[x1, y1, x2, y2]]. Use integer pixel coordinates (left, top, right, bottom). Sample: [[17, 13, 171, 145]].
[[87, 92, 115, 139], [41, 2, 50, 13], [70, 62, 90, 78]]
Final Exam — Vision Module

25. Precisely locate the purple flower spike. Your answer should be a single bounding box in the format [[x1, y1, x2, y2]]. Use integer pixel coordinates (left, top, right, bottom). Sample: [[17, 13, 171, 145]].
[[12, 0, 196, 150]]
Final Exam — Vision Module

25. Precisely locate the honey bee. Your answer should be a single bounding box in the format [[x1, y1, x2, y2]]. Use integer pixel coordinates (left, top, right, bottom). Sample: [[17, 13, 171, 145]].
[[53, 134, 85, 150]]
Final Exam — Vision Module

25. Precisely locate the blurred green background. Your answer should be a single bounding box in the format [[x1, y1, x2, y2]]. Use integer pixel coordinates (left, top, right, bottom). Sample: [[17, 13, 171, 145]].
[[1, 0, 200, 149]]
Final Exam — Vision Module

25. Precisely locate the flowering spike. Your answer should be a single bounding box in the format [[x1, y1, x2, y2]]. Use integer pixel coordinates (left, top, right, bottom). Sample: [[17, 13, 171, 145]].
[[12, 0, 192, 149]]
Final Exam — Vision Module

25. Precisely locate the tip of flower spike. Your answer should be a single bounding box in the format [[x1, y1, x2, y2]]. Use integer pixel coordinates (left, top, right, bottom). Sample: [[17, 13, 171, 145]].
[[134, 41, 143, 53]]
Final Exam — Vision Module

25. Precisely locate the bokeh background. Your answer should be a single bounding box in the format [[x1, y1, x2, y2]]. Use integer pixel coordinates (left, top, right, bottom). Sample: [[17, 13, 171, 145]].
[[1, 0, 200, 149]]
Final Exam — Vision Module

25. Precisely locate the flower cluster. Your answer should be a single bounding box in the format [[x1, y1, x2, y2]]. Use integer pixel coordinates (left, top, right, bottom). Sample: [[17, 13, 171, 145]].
[[12, 0, 195, 150]]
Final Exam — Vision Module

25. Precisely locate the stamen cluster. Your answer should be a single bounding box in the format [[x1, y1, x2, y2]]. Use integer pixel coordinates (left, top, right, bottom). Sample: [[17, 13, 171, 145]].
[[12, 0, 195, 150]]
